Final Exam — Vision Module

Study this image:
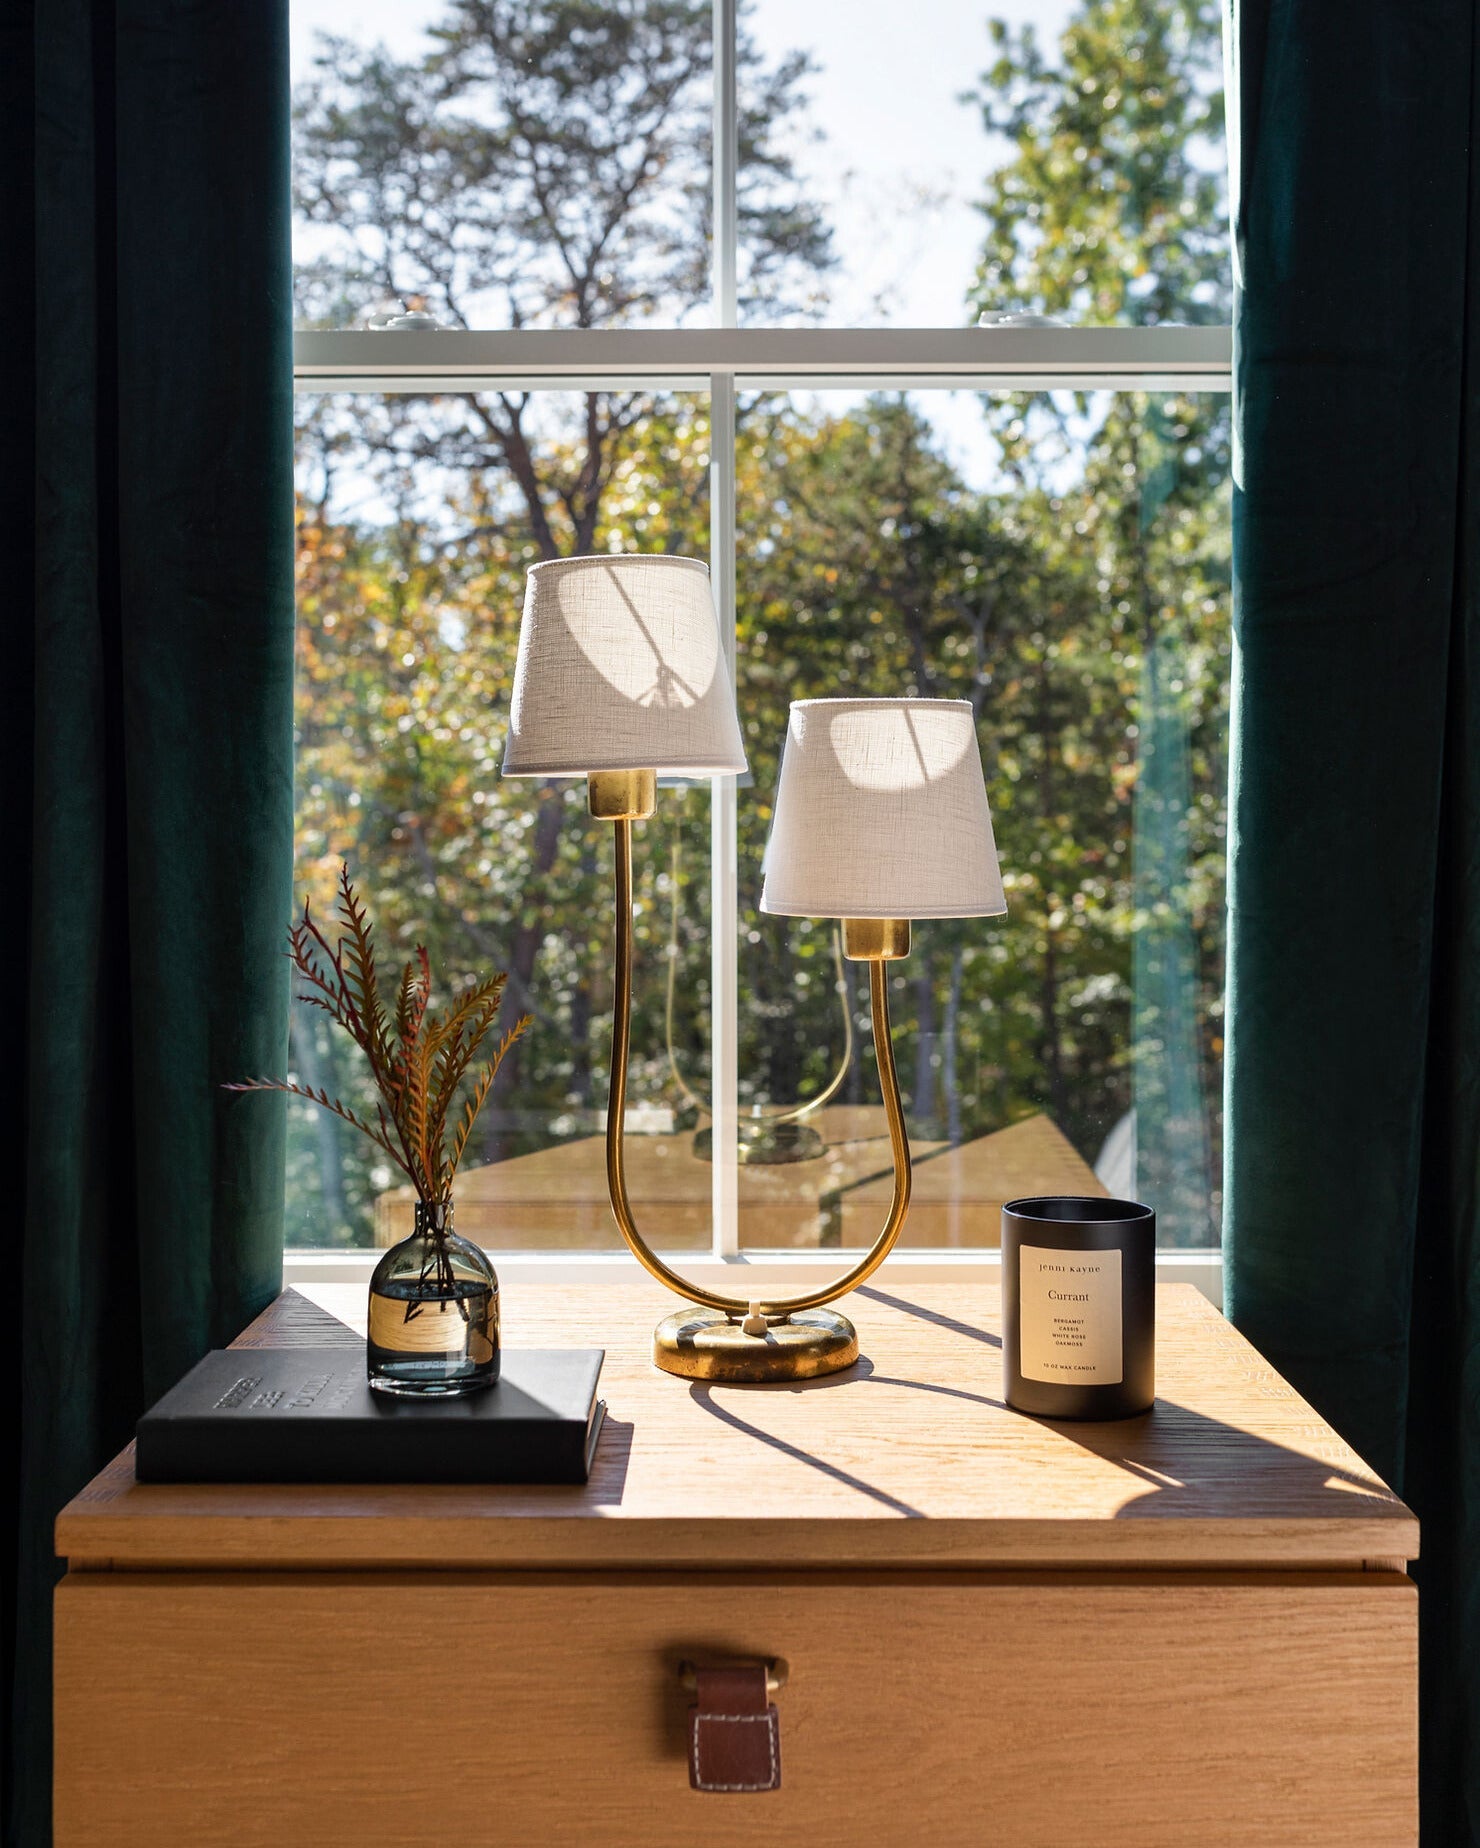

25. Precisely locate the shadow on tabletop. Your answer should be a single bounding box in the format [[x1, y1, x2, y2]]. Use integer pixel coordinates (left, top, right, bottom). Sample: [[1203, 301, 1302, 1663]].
[[290, 1282, 1403, 1525], [679, 1282, 1403, 1525]]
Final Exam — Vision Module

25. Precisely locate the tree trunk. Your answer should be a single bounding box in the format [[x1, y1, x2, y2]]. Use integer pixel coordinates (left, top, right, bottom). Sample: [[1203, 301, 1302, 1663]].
[[486, 782, 570, 1163], [845, 958, 864, 1105], [912, 950, 938, 1128], [943, 944, 964, 1146], [1035, 660, 1068, 1126], [472, 389, 621, 1159]]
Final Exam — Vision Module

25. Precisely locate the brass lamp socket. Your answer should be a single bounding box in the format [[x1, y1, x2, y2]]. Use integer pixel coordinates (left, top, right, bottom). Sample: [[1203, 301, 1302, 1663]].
[[842, 917, 911, 961], [588, 769, 657, 821]]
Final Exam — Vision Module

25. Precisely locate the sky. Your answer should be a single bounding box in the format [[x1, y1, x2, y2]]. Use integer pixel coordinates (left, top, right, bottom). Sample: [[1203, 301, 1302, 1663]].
[[289, 0, 1080, 487]]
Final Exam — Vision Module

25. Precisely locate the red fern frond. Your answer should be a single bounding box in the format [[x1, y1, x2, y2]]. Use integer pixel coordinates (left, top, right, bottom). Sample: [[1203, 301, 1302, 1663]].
[[335, 866, 395, 1079], [222, 1078, 403, 1165], [226, 868, 530, 1212], [446, 1014, 532, 1187], [429, 973, 509, 1126]]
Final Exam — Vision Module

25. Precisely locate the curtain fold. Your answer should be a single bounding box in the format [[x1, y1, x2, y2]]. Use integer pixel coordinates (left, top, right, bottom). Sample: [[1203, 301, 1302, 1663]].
[[1225, 1, 1480, 1836], [1, 4, 294, 1841]]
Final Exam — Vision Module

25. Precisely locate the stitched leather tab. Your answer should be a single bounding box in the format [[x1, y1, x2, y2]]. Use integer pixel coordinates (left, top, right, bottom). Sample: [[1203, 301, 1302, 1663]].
[[688, 1664, 781, 1793]]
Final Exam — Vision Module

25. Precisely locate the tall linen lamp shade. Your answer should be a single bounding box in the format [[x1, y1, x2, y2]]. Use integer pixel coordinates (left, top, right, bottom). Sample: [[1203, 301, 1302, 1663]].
[[502, 554, 746, 780]]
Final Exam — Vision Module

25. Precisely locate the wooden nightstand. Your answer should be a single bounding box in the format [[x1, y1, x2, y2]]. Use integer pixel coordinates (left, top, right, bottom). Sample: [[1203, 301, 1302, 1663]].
[[54, 1282, 1417, 1846]]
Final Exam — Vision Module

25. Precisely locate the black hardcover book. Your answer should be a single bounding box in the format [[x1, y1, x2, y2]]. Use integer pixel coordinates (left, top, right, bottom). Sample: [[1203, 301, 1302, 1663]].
[[135, 1347, 605, 1485]]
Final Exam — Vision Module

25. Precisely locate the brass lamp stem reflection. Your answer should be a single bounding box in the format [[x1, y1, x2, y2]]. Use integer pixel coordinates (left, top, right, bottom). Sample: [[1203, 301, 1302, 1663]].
[[591, 769, 913, 1381]]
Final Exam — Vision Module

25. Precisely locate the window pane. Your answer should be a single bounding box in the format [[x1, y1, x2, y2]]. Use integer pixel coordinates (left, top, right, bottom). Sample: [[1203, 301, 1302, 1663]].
[[290, 390, 712, 1249], [289, 1, 812, 331], [291, 2, 715, 330], [742, 0, 1228, 327], [734, 386, 1229, 1249]]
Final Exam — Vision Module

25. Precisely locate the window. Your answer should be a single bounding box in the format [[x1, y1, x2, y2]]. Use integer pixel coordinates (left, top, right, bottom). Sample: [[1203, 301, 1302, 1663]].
[[288, 0, 1231, 1275]]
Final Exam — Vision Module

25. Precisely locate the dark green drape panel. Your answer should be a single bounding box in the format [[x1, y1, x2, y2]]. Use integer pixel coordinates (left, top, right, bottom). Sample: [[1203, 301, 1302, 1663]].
[[1226, 1, 1480, 1837], [0, 3, 294, 1840]]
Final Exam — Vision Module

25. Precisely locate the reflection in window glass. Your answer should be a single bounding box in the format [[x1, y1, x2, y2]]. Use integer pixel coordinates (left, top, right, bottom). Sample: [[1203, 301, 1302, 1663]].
[[733, 387, 1229, 1248], [289, 392, 712, 1248]]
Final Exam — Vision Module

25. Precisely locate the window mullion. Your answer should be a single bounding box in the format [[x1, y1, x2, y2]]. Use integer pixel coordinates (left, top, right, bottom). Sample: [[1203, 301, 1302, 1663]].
[[713, 0, 738, 330], [289, 327, 1234, 395], [707, 0, 741, 1262], [708, 371, 739, 1261]]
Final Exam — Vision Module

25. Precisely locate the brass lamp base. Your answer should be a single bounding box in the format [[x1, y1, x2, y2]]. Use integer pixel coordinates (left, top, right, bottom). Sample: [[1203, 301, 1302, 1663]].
[[653, 1306, 859, 1382]]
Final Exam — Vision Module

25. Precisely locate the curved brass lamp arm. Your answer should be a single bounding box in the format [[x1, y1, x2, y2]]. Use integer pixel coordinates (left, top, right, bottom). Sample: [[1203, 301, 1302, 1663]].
[[662, 831, 854, 1126], [607, 818, 912, 1320]]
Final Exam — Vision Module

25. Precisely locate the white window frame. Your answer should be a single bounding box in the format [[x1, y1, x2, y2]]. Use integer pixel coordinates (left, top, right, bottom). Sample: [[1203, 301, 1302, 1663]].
[[286, 0, 1232, 1306]]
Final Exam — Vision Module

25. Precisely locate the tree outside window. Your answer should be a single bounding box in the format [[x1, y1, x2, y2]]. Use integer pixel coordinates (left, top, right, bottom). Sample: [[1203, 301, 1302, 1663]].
[[287, 0, 1229, 1252]]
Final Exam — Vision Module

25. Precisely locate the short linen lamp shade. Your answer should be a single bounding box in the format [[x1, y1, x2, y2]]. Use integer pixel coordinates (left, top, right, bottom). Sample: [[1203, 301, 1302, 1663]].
[[762, 697, 1006, 923], [502, 554, 746, 778]]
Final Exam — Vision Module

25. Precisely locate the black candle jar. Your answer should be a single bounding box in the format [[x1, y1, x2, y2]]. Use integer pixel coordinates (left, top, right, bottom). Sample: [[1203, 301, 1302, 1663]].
[[1002, 1196, 1155, 1420]]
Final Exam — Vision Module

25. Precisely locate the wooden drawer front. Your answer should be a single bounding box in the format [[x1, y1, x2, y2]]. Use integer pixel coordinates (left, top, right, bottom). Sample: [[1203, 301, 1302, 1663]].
[[55, 1570, 1415, 1848]]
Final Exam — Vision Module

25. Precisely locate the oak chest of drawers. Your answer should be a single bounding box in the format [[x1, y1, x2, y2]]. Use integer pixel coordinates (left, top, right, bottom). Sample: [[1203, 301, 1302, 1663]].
[[54, 1281, 1418, 1846]]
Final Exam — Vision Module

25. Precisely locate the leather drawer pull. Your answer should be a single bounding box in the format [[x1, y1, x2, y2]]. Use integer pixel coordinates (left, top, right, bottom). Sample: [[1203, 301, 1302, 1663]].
[[682, 1661, 783, 1794]]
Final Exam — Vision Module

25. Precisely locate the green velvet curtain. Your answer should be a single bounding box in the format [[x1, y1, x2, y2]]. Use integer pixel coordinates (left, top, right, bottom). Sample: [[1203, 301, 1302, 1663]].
[[0, 3, 295, 1840], [1225, 2, 1480, 1837]]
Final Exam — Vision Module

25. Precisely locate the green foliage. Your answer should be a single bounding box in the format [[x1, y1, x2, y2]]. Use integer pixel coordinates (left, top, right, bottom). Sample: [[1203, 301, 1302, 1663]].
[[728, 389, 1227, 1204], [955, 0, 1231, 1239], [287, 424, 714, 1242], [966, 0, 1227, 327]]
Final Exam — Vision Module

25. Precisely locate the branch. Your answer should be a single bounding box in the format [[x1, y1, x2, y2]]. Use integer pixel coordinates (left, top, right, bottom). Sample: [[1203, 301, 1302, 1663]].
[[222, 1078, 407, 1172], [446, 1014, 533, 1188]]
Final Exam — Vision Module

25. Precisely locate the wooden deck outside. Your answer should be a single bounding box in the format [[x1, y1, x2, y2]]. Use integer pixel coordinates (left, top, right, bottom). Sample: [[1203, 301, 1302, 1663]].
[[372, 1106, 1104, 1249]]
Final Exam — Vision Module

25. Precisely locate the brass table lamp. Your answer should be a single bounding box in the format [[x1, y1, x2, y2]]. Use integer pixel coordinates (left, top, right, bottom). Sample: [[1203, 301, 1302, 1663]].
[[503, 556, 1005, 1381]]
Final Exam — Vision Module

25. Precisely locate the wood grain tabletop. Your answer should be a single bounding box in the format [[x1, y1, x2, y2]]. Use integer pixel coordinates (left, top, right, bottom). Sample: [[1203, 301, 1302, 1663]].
[[56, 1280, 1417, 1573]]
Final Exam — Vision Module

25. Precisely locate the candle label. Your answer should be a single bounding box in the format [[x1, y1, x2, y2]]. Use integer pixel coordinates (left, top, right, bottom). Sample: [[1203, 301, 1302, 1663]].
[[1018, 1245, 1123, 1385]]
